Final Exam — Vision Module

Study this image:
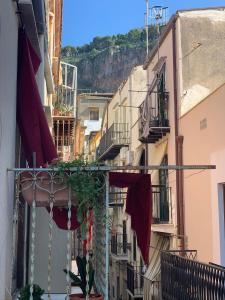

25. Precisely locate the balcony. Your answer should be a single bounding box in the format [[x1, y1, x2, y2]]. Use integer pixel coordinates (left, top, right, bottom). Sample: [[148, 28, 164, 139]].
[[52, 62, 77, 119], [127, 263, 144, 298], [109, 189, 126, 208], [53, 119, 75, 159], [111, 233, 128, 261], [152, 185, 171, 225], [161, 250, 225, 299], [97, 123, 129, 161], [53, 85, 76, 118], [139, 91, 170, 144]]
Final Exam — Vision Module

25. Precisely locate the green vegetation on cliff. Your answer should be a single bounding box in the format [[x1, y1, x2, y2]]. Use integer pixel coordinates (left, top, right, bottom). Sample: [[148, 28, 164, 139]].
[[61, 26, 158, 92]]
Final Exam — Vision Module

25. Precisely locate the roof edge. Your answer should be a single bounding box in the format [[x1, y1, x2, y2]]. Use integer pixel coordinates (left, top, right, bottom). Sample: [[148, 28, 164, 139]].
[[143, 14, 178, 70]]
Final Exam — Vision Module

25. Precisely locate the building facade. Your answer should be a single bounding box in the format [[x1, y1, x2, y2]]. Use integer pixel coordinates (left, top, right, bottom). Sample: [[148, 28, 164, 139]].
[[0, 0, 63, 298], [76, 93, 113, 159], [97, 65, 147, 300], [140, 7, 225, 298]]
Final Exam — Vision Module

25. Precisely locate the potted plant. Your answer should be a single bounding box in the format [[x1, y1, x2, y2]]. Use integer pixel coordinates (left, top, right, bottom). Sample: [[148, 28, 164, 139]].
[[64, 256, 103, 299], [19, 284, 44, 300], [64, 104, 73, 116], [53, 101, 61, 116]]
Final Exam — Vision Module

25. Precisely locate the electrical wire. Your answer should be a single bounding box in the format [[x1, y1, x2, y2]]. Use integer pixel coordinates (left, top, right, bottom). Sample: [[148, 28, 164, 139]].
[[167, 169, 207, 186]]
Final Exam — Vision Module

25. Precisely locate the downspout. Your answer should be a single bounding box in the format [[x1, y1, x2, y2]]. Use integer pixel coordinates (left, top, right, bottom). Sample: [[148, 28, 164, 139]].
[[145, 67, 150, 168], [128, 71, 133, 148], [172, 20, 185, 251]]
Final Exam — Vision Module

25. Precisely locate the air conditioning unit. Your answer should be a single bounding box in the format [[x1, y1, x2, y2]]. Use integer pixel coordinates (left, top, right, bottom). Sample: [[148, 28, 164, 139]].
[[125, 150, 134, 165]]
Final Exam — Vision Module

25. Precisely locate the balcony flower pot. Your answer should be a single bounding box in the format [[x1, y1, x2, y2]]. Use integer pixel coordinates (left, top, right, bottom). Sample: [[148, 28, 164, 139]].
[[69, 294, 103, 300], [20, 171, 77, 207], [53, 108, 60, 116]]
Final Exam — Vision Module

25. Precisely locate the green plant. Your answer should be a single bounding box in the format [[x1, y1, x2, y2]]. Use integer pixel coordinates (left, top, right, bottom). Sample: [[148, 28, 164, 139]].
[[19, 284, 44, 300], [53, 101, 61, 109], [57, 158, 105, 231], [63, 256, 95, 297]]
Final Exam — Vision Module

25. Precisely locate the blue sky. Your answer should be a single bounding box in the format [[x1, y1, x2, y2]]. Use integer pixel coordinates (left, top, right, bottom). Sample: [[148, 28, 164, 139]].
[[62, 0, 225, 47]]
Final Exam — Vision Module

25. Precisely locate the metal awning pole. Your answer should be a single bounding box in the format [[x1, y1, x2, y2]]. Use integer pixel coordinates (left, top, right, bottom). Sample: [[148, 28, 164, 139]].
[[7, 164, 216, 172]]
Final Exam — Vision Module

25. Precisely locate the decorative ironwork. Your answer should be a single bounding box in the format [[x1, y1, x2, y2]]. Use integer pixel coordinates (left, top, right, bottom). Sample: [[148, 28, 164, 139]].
[[12, 169, 109, 300], [97, 123, 129, 160], [152, 185, 171, 224], [93, 175, 109, 300], [111, 234, 128, 257], [161, 250, 225, 299], [66, 187, 72, 299], [127, 263, 144, 296]]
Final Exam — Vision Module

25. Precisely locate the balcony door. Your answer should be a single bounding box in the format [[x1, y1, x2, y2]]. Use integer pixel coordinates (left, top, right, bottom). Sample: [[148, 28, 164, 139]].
[[159, 155, 169, 223], [156, 65, 168, 127]]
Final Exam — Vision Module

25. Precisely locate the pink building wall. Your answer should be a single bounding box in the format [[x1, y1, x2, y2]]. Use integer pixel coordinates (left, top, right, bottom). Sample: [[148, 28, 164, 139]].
[[180, 84, 225, 264]]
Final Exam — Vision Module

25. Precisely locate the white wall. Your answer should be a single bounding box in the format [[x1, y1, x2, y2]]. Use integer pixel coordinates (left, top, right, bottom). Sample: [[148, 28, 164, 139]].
[[33, 209, 68, 293], [0, 1, 18, 299]]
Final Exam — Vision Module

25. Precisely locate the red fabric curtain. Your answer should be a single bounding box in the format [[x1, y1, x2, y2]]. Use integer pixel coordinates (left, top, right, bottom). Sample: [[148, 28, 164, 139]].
[[17, 30, 63, 226], [17, 30, 57, 167], [46, 207, 80, 230], [109, 172, 152, 265]]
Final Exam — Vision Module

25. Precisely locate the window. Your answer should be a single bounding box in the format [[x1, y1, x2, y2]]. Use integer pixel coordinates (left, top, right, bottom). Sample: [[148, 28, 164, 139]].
[[89, 107, 99, 121]]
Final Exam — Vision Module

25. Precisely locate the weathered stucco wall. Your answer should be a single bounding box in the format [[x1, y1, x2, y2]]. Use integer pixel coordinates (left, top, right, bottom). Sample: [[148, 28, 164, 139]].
[[0, 1, 18, 299], [179, 9, 225, 115]]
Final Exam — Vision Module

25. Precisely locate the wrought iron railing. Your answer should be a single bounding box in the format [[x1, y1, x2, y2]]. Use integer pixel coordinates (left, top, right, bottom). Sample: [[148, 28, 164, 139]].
[[53, 118, 75, 159], [53, 85, 76, 117], [161, 250, 225, 299], [127, 263, 144, 296], [11, 168, 109, 299], [152, 185, 172, 224], [109, 189, 126, 207], [97, 123, 129, 160], [139, 92, 170, 143], [111, 233, 127, 257]]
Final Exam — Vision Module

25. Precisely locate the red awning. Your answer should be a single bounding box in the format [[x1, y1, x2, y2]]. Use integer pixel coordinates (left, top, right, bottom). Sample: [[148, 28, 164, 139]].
[[17, 30, 57, 167], [109, 172, 152, 265]]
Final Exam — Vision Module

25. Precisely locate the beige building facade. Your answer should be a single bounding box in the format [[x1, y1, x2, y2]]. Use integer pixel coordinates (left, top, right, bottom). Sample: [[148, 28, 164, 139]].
[[97, 66, 147, 300], [140, 8, 225, 298]]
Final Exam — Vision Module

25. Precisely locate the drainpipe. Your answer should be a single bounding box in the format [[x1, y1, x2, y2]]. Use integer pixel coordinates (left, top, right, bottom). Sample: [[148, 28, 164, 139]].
[[145, 68, 150, 169], [178, 135, 185, 248], [128, 72, 133, 148], [172, 21, 185, 251]]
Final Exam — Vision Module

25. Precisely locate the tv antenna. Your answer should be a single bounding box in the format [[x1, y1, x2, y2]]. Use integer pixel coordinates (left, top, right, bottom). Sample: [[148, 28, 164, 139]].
[[145, 2, 168, 57]]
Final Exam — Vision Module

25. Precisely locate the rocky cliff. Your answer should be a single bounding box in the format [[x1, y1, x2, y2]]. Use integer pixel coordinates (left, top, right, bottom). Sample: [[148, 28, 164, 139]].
[[61, 27, 157, 93]]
